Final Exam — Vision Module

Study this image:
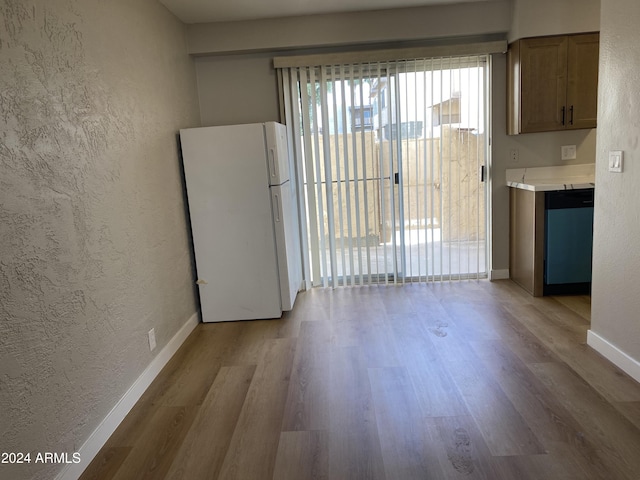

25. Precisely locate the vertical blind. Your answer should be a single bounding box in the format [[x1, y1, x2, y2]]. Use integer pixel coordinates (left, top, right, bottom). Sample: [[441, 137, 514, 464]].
[[278, 53, 492, 288]]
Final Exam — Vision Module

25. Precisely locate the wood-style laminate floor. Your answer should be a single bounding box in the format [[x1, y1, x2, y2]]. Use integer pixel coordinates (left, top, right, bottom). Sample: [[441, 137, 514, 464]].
[[80, 280, 640, 480]]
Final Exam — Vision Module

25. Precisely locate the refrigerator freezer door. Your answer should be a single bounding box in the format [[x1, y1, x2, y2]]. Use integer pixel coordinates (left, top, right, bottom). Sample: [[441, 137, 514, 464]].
[[264, 122, 290, 186], [180, 124, 282, 322], [271, 181, 302, 311]]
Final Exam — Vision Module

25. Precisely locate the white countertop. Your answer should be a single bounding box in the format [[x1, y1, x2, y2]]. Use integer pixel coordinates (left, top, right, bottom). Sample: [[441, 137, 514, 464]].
[[506, 164, 595, 192]]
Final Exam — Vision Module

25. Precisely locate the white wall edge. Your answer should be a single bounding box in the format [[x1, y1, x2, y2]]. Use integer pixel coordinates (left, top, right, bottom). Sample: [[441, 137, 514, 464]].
[[587, 330, 640, 385], [490, 269, 510, 280], [56, 312, 200, 480]]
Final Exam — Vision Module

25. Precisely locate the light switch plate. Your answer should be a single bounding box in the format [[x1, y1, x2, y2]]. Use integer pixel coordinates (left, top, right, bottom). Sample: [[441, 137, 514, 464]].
[[561, 145, 577, 160], [609, 150, 623, 173]]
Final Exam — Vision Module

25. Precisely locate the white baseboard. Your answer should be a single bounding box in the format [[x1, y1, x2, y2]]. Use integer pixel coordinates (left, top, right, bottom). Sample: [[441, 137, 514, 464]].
[[490, 269, 510, 281], [587, 330, 640, 384], [56, 312, 199, 480]]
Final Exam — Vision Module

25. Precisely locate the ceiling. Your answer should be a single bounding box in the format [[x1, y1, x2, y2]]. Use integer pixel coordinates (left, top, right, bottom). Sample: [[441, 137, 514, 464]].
[[159, 0, 491, 24]]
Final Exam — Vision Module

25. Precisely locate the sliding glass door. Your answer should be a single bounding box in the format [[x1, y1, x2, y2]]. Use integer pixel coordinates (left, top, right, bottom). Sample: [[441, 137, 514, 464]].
[[282, 55, 490, 287]]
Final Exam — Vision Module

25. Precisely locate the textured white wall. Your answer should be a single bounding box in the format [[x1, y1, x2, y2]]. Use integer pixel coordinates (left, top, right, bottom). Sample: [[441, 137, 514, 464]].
[[197, 53, 280, 126], [509, 0, 601, 41], [187, 1, 511, 55], [590, 0, 640, 363], [0, 1, 200, 478]]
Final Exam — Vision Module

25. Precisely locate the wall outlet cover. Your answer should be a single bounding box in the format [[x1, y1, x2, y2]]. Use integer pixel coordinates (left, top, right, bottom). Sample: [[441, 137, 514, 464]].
[[561, 145, 577, 160], [148, 328, 157, 351]]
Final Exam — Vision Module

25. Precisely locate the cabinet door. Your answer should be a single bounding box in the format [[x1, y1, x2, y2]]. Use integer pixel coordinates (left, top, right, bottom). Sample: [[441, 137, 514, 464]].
[[567, 33, 599, 129], [520, 36, 568, 133]]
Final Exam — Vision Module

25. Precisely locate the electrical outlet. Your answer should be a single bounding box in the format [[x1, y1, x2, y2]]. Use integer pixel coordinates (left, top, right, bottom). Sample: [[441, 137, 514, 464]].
[[510, 149, 519, 163], [148, 328, 157, 351], [561, 145, 577, 160]]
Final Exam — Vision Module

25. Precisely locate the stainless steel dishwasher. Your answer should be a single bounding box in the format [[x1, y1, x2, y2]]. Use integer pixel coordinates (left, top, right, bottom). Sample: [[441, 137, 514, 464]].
[[544, 188, 594, 295]]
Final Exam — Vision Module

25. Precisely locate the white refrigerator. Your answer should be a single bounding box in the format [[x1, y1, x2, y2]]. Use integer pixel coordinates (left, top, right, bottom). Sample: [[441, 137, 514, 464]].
[[179, 122, 302, 322]]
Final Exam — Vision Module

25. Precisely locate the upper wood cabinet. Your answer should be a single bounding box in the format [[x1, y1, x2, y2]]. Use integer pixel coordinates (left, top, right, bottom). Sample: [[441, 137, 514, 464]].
[[507, 33, 599, 135]]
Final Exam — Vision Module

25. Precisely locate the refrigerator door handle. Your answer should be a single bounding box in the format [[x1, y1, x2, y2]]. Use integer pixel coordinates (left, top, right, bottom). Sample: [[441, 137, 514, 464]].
[[273, 192, 281, 222], [269, 147, 278, 181]]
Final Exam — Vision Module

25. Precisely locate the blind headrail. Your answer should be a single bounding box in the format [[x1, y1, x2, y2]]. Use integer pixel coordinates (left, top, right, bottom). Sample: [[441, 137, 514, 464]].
[[273, 40, 506, 69]]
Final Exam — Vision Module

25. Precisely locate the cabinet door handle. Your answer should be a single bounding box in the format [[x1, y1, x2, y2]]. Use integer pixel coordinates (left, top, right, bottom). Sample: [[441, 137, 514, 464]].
[[569, 105, 574, 125], [561, 106, 566, 126]]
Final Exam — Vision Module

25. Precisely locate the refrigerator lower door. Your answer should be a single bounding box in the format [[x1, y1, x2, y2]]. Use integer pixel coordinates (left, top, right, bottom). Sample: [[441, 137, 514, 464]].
[[271, 181, 302, 311]]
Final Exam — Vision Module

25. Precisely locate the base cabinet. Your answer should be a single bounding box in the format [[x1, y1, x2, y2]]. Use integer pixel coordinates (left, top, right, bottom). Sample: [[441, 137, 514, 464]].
[[509, 188, 545, 296], [510, 187, 594, 296]]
